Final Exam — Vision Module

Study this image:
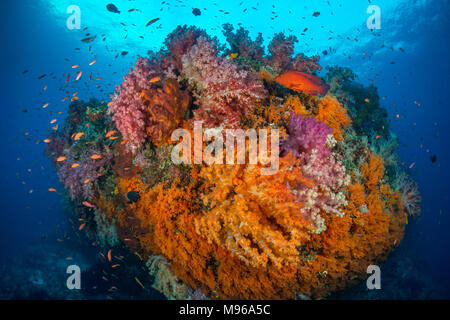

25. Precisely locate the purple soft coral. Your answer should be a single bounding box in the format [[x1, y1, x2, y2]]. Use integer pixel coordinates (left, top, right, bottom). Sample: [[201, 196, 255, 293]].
[[56, 150, 113, 201], [282, 112, 332, 160], [282, 112, 350, 232]]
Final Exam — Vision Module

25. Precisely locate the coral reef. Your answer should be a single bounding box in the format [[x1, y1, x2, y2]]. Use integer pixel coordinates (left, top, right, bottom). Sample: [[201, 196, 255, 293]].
[[46, 25, 420, 300]]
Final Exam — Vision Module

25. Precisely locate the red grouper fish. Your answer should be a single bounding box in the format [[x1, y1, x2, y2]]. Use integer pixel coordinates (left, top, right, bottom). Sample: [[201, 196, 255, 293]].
[[274, 71, 330, 96]]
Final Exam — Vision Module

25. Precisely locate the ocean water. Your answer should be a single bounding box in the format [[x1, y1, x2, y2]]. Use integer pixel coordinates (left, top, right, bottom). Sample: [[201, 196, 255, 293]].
[[0, 0, 449, 300]]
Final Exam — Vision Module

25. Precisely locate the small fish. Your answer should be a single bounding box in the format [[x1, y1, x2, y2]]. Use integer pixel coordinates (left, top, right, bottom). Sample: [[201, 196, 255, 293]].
[[42, 102, 49, 108], [71, 163, 80, 168], [145, 18, 160, 27], [79, 223, 86, 230], [43, 139, 51, 143], [50, 119, 57, 124], [149, 76, 160, 83], [82, 201, 95, 208], [135, 277, 145, 289], [89, 59, 96, 66], [409, 162, 415, 169], [121, 51, 128, 56], [84, 178, 90, 184], [56, 156, 66, 162], [229, 53, 238, 59], [48, 188, 57, 192], [72, 64, 79, 68], [76, 71, 82, 81], [74, 132, 85, 141], [38, 74, 47, 79], [107, 249, 112, 262], [105, 130, 117, 138], [111, 264, 120, 268], [430, 154, 437, 163], [364, 98, 370, 103], [91, 154, 102, 160], [106, 4, 120, 14], [107, 101, 114, 107], [81, 36, 96, 43], [313, 11, 320, 17], [192, 8, 201, 16]]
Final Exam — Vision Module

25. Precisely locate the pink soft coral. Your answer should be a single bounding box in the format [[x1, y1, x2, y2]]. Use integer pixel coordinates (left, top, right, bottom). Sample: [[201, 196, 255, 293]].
[[108, 57, 155, 153], [182, 37, 267, 128], [267, 33, 298, 72], [290, 53, 322, 74]]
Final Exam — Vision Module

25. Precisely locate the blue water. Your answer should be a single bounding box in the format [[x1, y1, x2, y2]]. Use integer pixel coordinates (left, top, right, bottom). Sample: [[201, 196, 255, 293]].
[[0, 0, 449, 299]]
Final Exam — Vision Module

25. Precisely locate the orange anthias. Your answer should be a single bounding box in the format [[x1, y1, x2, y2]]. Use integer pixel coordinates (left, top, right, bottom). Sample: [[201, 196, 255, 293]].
[[274, 71, 329, 96]]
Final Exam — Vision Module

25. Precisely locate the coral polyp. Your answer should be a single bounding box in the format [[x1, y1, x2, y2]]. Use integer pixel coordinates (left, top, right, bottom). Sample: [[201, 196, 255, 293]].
[[47, 24, 420, 300]]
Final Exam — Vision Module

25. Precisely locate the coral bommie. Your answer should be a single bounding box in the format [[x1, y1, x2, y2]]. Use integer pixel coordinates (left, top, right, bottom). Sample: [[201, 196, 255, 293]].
[[47, 25, 420, 300]]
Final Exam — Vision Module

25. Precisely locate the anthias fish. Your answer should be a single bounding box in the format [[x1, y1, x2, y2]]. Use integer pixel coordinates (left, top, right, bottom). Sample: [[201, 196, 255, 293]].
[[274, 71, 329, 96]]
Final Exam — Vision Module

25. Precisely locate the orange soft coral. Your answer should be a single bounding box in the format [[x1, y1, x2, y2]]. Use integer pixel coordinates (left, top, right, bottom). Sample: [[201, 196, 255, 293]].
[[91, 147, 406, 300], [293, 152, 406, 298], [196, 154, 314, 269], [316, 95, 351, 140], [361, 153, 385, 190], [141, 78, 190, 146]]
